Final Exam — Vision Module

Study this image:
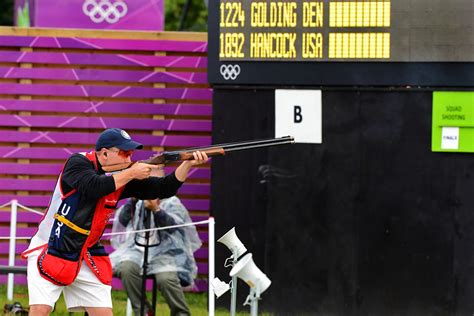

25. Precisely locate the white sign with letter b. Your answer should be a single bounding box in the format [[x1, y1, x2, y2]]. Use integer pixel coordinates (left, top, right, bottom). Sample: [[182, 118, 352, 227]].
[[275, 89, 322, 143]]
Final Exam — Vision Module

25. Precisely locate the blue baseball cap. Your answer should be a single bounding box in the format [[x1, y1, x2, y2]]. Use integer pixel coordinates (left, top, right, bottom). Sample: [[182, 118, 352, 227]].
[[95, 128, 143, 151]]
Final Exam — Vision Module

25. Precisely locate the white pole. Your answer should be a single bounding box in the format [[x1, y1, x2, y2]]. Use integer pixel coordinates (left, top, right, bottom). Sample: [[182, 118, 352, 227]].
[[250, 297, 259, 316], [126, 298, 133, 316], [230, 274, 238, 316], [7, 199, 18, 301], [208, 217, 215, 316], [250, 287, 260, 316]]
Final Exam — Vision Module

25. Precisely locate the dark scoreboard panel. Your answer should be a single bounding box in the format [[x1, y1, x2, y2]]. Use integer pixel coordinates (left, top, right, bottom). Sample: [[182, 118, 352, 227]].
[[208, 0, 474, 86]]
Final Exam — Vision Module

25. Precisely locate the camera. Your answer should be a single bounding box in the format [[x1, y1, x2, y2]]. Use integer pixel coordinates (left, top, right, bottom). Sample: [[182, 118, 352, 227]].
[[3, 302, 28, 315]]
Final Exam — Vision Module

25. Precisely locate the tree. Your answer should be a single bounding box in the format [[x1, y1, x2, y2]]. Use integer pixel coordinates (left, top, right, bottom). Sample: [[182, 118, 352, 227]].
[[0, 0, 14, 26], [165, 0, 208, 31]]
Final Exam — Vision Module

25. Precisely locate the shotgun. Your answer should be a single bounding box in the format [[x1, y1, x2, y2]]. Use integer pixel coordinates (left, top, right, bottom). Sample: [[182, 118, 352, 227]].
[[102, 136, 295, 172]]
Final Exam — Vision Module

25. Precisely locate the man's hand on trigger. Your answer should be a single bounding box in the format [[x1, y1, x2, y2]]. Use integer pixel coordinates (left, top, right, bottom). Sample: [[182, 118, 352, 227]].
[[130, 163, 159, 180]]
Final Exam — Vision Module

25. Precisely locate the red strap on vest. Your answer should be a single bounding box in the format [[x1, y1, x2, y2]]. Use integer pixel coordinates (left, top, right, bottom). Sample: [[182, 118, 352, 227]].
[[21, 243, 47, 259], [85, 151, 98, 171]]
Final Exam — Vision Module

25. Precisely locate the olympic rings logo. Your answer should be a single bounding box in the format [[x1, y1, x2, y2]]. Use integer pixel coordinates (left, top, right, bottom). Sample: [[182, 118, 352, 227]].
[[82, 0, 128, 24], [220, 64, 241, 80]]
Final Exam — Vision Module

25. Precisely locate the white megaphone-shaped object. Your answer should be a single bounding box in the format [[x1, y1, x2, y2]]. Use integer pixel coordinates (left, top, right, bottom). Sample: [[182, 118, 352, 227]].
[[217, 227, 247, 259], [229, 253, 271, 295]]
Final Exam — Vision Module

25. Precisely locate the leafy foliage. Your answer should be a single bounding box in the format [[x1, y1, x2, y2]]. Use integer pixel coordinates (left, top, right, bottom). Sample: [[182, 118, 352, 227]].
[[165, 0, 208, 31], [0, 0, 14, 26]]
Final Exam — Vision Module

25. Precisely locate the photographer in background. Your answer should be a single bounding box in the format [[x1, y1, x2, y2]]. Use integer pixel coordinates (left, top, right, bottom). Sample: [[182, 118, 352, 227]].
[[110, 171, 201, 316]]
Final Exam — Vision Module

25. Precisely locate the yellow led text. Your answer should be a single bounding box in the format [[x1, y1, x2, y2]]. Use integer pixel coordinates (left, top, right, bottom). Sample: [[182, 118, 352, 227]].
[[302, 2, 323, 27], [220, 33, 245, 58], [250, 33, 297, 58], [302, 33, 323, 58], [251, 2, 298, 27]]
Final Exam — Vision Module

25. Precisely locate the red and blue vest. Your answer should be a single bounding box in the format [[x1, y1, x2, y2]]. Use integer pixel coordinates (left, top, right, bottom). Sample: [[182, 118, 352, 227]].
[[23, 152, 123, 286]]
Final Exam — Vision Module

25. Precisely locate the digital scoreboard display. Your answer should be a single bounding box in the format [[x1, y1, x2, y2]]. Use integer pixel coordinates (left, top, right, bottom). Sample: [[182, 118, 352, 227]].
[[218, 0, 472, 62], [208, 0, 474, 85]]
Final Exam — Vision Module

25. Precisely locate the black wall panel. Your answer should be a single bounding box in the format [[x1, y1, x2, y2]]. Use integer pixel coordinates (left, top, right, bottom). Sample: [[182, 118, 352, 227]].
[[211, 88, 474, 315]]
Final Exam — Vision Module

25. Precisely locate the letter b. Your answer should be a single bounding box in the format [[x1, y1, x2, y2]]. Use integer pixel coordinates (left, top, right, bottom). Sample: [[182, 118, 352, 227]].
[[294, 105, 303, 123]]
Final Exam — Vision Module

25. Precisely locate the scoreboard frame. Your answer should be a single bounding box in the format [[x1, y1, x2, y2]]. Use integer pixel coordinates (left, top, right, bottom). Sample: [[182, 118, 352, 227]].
[[207, 0, 474, 86]]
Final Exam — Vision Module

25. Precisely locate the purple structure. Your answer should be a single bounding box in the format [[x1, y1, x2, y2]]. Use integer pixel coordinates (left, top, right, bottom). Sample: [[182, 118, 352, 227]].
[[0, 31, 211, 291], [15, 0, 164, 30]]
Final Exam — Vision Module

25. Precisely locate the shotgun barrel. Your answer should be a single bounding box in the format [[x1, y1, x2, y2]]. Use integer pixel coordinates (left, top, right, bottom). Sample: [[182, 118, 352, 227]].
[[102, 136, 295, 172], [184, 136, 294, 151]]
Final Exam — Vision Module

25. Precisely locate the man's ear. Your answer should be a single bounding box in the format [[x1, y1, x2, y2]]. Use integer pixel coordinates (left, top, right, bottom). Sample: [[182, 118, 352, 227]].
[[104, 151, 107, 157]]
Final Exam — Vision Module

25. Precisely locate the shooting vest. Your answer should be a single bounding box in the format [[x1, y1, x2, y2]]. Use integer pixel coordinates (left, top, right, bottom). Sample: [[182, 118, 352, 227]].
[[23, 151, 124, 286]]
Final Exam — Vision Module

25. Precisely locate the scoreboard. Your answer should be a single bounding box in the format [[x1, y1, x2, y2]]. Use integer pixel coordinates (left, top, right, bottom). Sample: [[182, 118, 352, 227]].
[[208, 0, 474, 86], [218, 0, 471, 62]]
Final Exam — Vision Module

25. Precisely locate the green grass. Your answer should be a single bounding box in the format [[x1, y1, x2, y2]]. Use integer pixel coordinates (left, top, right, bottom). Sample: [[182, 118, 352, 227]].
[[0, 285, 269, 315]]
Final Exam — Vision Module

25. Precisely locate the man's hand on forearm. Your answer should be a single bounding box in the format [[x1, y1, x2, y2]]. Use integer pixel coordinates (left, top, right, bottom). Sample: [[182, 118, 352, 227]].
[[175, 151, 208, 182]]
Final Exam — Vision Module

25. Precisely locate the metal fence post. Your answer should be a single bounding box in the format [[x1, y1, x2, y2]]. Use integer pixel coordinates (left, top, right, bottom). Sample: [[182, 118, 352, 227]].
[[7, 199, 18, 301], [208, 217, 215, 316]]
